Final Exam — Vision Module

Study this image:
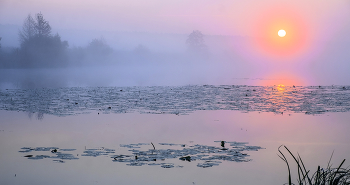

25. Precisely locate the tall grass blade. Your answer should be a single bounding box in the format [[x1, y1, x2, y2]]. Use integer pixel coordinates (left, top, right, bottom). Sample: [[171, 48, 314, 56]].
[[327, 151, 335, 169], [315, 166, 321, 185], [330, 159, 346, 185], [278, 146, 349, 185], [279, 145, 292, 185], [284, 146, 310, 184], [298, 153, 313, 185]]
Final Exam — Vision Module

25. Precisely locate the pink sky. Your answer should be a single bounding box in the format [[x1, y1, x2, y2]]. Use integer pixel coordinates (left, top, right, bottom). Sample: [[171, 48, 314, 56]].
[[1, 0, 350, 86], [1, 0, 349, 37]]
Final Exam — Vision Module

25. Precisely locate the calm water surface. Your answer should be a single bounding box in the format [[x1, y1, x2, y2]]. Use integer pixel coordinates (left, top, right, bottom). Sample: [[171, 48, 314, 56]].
[[0, 85, 350, 185]]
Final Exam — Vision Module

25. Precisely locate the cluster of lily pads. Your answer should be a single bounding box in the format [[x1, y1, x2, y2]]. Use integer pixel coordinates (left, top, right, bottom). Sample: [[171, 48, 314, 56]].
[[19, 147, 78, 163], [19, 141, 264, 168], [112, 141, 263, 168]]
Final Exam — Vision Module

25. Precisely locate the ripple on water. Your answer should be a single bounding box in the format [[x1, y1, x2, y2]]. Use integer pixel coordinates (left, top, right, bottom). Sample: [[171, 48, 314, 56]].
[[2, 85, 350, 116]]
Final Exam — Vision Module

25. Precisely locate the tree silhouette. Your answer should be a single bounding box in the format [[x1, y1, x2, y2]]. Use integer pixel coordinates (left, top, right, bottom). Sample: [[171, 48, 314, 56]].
[[87, 38, 112, 56], [85, 38, 113, 62], [19, 14, 37, 43], [186, 30, 207, 53], [18, 13, 68, 67], [34, 13, 51, 38]]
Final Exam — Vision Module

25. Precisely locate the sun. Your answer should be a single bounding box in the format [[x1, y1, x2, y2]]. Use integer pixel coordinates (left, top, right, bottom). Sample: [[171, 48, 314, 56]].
[[278, 29, 286, 37]]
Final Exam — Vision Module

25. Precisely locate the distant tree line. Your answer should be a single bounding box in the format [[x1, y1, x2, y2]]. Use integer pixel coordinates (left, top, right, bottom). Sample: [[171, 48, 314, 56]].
[[69, 37, 113, 65], [0, 13, 208, 68], [0, 13, 115, 68]]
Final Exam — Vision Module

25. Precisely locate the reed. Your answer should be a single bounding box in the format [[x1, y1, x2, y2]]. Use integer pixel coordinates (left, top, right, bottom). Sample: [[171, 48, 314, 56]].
[[278, 145, 350, 185]]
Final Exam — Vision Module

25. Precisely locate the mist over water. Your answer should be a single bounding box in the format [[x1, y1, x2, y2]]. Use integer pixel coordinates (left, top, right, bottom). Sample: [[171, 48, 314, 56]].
[[1, 0, 350, 89], [1, 29, 350, 89], [0, 21, 257, 88]]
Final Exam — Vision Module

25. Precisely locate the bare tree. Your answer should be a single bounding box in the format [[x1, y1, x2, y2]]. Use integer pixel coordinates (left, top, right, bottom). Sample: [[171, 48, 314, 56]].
[[19, 14, 36, 43]]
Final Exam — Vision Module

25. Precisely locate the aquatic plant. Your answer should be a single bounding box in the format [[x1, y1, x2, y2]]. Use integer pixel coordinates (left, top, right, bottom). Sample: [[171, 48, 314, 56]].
[[18, 142, 264, 168], [151, 142, 156, 150], [179, 156, 192, 162], [112, 142, 263, 168], [221, 141, 225, 148], [278, 145, 350, 185]]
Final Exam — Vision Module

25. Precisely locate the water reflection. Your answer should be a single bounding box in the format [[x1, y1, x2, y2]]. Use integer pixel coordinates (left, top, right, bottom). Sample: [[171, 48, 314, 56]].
[[27, 112, 44, 120], [1, 109, 350, 185], [1, 85, 350, 119], [276, 84, 285, 92]]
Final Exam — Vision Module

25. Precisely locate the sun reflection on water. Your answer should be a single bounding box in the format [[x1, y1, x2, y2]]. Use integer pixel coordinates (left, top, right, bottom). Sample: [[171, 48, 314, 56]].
[[276, 84, 285, 92]]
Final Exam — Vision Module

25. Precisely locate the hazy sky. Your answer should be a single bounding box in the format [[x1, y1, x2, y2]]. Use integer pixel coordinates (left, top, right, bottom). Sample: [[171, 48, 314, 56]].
[[1, 0, 350, 87], [1, 0, 350, 37]]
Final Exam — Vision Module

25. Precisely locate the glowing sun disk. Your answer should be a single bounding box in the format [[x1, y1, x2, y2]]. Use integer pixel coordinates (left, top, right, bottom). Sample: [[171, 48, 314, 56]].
[[278, 29, 286, 37]]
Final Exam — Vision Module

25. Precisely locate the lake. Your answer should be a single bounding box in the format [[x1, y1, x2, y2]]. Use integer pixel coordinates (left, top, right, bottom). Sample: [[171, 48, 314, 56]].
[[1, 85, 350, 185]]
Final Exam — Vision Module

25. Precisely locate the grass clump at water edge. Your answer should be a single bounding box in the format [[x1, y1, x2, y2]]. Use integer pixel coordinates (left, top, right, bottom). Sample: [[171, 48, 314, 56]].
[[278, 145, 350, 185]]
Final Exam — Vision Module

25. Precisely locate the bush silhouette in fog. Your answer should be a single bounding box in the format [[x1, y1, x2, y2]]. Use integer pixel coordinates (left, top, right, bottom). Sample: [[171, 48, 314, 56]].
[[18, 13, 69, 68], [131, 44, 152, 62], [186, 30, 207, 55], [68, 38, 114, 65], [0, 42, 20, 68], [85, 38, 113, 62], [133, 44, 150, 56]]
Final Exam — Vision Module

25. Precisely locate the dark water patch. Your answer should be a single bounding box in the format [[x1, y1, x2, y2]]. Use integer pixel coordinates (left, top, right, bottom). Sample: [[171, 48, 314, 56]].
[[2, 85, 350, 117], [160, 163, 175, 168], [53, 153, 79, 160], [197, 161, 222, 168], [19, 147, 59, 153], [53, 160, 65, 163], [81, 147, 115, 157], [159, 143, 186, 147], [19, 147, 79, 162], [27, 155, 51, 160], [59, 149, 76, 151]]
